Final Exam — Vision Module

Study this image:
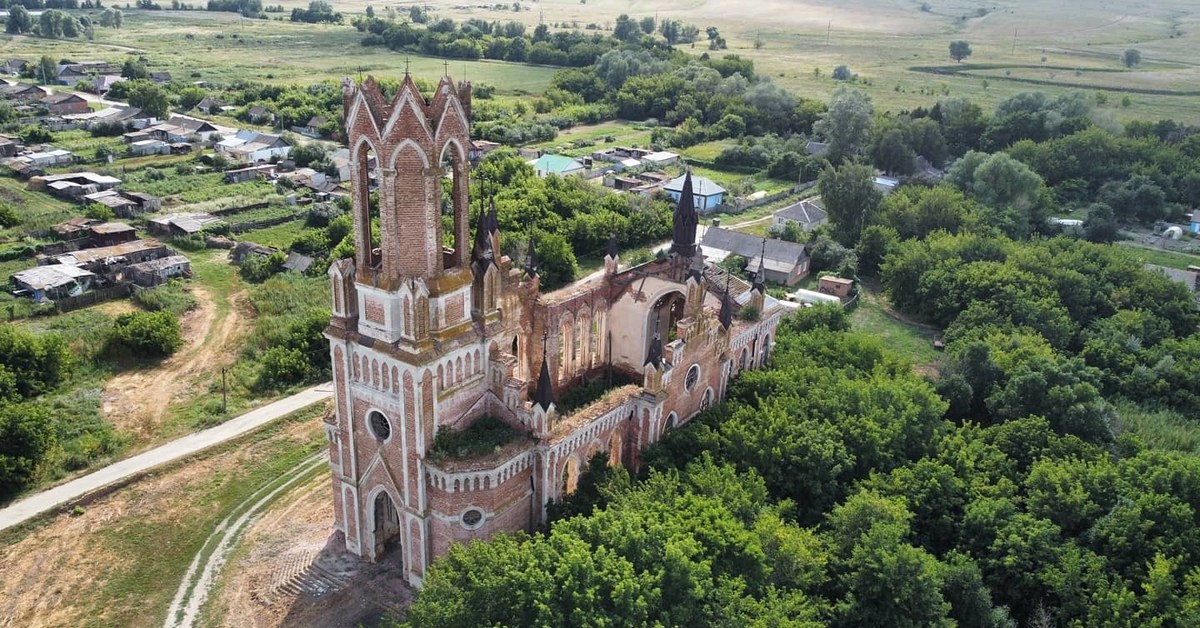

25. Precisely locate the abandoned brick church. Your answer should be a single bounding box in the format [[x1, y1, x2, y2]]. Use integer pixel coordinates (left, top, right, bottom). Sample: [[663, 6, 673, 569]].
[[323, 73, 785, 586]]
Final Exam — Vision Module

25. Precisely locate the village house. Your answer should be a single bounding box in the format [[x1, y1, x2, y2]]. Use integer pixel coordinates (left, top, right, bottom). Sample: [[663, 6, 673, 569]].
[[246, 105, 274, 124], [127, 255, 191, 287], [147, 115, 232, 144], [42, 239, 168, 273], [531, 153, 585, 178], [149, 71, 172, 84], [53, 216, 101, 238], [1, 59, 28, 76], [32, 172, 122, 200], [16, 149, 74, 169], [294, 115, 326, 137], [0, 136, 19, 159], [664, 173, 726, 212], [194, 95, 226, 115], [469, 139, 501, 163], [229, 241, 277, 263], [325, 76, 784, 586], [3, 159, 42, 178], [148, 212, 223, 237], [92, 75, 125, 96], [700, 227, 811, 286], [83, 190, 140, 217], [216, 130, 292, 163], [223, 163, 277, 183], [874, 175, 900, 195], [129, 139, 169, 156], [56, 61, 122, 85], [10, 265, 95, 302], [772, 198, 828, 232], [641, 150, 680, 168], [64, 105, 154, 132], [2, 82, 49, 102], [41, 92, 90, 115]]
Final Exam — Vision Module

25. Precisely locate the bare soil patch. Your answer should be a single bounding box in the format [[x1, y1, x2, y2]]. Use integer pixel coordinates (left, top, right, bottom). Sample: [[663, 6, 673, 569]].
[[0, 418, 319, 628], [103, 288, 250, 441], [210, 476, 412, 628]]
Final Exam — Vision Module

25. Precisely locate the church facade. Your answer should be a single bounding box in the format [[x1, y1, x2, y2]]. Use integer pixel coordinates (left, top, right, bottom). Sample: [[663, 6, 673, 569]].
[[323, 74, 785, 587]]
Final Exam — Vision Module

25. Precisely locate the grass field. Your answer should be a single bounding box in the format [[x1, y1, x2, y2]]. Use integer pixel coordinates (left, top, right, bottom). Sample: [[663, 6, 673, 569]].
[[363, 0, 1200, 124], [0, 11, 558, 93], [850, 284, 942, 370], [1119, 241, 1200, 270]]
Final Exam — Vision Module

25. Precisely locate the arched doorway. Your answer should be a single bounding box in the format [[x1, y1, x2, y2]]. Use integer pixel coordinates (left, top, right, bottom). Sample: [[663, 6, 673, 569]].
[[561, 456, 580, 496], [646, 291, 686, 357], [373, 490, 402, 557]]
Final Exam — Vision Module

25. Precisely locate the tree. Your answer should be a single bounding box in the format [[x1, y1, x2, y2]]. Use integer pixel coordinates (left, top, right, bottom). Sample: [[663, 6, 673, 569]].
[[813, 87, 874, 162], [639, 16, 655, 34], [0, 402, 55, 500], [6, 5, 33, 34], [832, 65, 852, 80], [949, 40, 973, 63], [871, 128, 917, 176], [818, 161, 883, 246], [121, 79, 170, 118], [110, 311, 183, 358], [613, 13, 639, 41], [856, 225, 899, 277], [1082, 203, 1119, 243], [946, 151, 1046, 237], [1122, 48, 1141, 68], [37, 55, 56, 85]]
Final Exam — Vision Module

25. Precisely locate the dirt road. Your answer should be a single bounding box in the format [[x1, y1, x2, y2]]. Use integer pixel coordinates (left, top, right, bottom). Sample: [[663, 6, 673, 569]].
[[0, 382, 333, 533], [103, 288, 248, 440]]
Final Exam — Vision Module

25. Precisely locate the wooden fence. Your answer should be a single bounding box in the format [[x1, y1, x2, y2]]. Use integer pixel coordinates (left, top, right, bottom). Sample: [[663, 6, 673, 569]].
[[54, 283, 132, 313]]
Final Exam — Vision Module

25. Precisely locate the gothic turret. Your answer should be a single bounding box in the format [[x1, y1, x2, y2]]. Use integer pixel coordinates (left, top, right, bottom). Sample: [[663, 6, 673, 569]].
[[718, 277, 734, 330], [604, 232, 619, 275], [670, 171, 698, 257], [534, 353, 555, 412]]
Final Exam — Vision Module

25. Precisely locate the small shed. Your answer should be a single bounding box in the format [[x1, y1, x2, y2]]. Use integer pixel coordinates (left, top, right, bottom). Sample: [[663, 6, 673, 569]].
[[282, 251, 314, 273], [818, 276, 855, 299], [11, 265, 95, 302], [128, 255, 191, 287], [88, 222, 137, 247]]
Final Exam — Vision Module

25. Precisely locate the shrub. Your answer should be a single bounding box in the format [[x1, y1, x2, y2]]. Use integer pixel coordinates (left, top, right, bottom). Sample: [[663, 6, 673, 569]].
[[240, 251, 286, 283], [132, 280, 196, 316], [0, 203, 19, 228], [832, 65, 853, 81], [83, 203, 114, 222], [110, 310, 183, 358], [19, 125, 51, 145], [257, 346, 313, 389]]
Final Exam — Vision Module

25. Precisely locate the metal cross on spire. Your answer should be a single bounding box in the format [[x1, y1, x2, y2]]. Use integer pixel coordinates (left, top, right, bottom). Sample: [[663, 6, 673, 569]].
[[404, 56, 411, 76], [442, 58, 450, 76]]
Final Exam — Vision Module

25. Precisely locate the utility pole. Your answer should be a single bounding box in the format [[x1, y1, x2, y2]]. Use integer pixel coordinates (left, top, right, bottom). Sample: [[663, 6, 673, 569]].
[[1012, 28, 1018, 55], [221, 367, 228, 413], [826, 20, 831, 46]]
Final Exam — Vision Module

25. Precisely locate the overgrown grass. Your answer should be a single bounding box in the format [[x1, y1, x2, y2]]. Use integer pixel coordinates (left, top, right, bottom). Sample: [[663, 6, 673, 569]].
[[131, 280, 198, 317], [123, 170, 276, 205], [1115, 399, 1200, 455], [849, 285, 941, 369], [428, 415, 525, 462], [1119, 242, 1200, 270]]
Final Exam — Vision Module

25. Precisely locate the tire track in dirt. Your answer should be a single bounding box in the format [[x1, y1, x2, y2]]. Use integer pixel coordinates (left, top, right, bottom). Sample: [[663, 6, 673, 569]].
[[163, 452, 327, 628], [103, 288, 250, 441]]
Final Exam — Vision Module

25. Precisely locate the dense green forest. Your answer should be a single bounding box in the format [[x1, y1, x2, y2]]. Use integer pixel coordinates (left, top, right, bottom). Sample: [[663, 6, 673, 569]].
[[396, 297, 1200, 627]]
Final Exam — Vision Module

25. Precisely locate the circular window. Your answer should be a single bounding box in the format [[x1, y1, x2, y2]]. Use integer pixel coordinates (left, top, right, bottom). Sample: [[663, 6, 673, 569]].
[[461, 508, 484, 529], [685, 364, 700, 391], [367, 410, 391, 440]]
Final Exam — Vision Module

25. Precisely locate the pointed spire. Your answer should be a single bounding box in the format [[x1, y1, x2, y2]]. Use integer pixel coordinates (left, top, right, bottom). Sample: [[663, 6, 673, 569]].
[[487, 198, 499, 234], [670, 170, 698, 257], [605, 231, 619, 260], [752, 237, 767, 293], [472, 203, 494, 266], [719, 274, 734, 329], [644, 320, 664, 369], [534, 332, 554, 411]]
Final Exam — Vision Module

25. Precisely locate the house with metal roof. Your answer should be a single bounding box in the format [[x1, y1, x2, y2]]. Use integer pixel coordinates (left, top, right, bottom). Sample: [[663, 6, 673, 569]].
[[699, 227, 811, 286], [664, 173, 727, 213], [531, 154, 585, 178], [772, 198, 827, 232], [11, 265, 95, 302]]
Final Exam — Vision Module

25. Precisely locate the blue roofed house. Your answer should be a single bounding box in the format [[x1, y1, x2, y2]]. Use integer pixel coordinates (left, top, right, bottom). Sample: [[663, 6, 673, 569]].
[[664, 173, 726, 213], [1191, 212, 1199, 234], [531, 154, 585, 178]]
